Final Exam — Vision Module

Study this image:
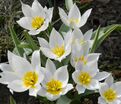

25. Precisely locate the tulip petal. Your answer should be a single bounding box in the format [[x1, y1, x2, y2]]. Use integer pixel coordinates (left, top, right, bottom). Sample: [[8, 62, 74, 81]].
[[76, 84, 86, 94], [38, 37, 49, 48]]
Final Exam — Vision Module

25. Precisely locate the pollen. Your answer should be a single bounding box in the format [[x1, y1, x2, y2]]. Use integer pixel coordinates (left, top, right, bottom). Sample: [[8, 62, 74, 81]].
[[46, 79, 63, 95], [52, 45, 65, 57], [75, 56, 87, 65], [23, 71, 38, 88], [78, 71, 91, 86], [103, 88, 117, 102], [69, 18, 80, 24], [32, 16, 44, 29]]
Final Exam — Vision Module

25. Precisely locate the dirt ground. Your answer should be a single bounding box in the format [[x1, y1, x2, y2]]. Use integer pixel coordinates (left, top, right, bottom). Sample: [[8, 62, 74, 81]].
[[0, 0, 121, 104]]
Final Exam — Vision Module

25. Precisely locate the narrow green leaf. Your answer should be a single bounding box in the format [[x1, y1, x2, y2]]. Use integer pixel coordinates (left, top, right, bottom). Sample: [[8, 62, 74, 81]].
[[90, 26, 100, 53], [9, 26, 24, 56], [10, 96, 16, 104], [24, 31, 39, 50], [56, 96, 72, 104]]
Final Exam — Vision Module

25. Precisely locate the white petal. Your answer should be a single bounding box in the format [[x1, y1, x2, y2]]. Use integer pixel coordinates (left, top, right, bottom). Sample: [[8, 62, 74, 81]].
[[99, 83, 109, 97], [32, 0, 45, 17], [46, 59, 56, 74], [8, 80, 27, 92], [98, 97, 107, 104], [86, 79, 100, 90], [31, 50, 41, 69], [73, 28, 83, 40], [29, 84, 41, 97], [72, 70, 80, 84], [0, 72, 20, 84], [0, 63, 12, 72], [78, 9, 92, 27], [38, 37, 49, 48], [111, 82, 121, 97], [86, 53, 100, 62], [8, 51, 33, 76], [45, 7, 53, 22], [40, 47, 57, 59], [21, 1, 32, 17], [94, 72, 110, 81], [62, 84, 73, 95], [75, 62, 83, 71], [46, 93, 60, 101], [84, 29, 93, 40], [37, 87, 47, 96], [68, 4, 81, 26], [105, 75, 114, 86], [54, 66, 68, 87], [76, 84, 86, 94], [111, 100, 121, 104], [49, 28, 64, 49], [59, 7, 69, 26], [17, 17, 33, 30]]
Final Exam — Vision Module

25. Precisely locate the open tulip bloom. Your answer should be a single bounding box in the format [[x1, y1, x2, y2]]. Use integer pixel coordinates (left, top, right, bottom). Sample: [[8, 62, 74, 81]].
[[0, 50, 44, 96], [38, 28, 72, 62], [72, 62, 110, 94], [17, 0, 53, 35], [38, 59, 73, 101], [98, 75, 121, 104], [59, 4, 92, 29], [71, 41, 100, 67]]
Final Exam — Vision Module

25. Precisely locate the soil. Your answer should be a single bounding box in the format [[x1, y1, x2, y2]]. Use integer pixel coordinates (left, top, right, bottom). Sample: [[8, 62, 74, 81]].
[[0, 0, 121, 104]]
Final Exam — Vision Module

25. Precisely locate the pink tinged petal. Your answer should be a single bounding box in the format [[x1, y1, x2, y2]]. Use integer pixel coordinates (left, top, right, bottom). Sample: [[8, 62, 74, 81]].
[[62, 84, 73, 95], [17, 17, 33, 30], [49, 28, 64, 48], [0, 63, 12, 72], [98, 97, 107, 104], [31, 50, 41, 68], [46, 59, 56, 74], [8, 80, 27, 92], [86, 79, 100, 90], [76, 84, 86, 94], [8, 51, 33, 76], [84, 29, 93, 40], [105, 75, 114, 86], [38, 37, 49, 48], [58, 7, 69, 26], [0, 72, 20, 84], [40, 47, 57, 59], [94, 72, 110, 81], [21, 1, 32, 17], [54, 66, 68, 87], [29, 84, 41, 97], [78, 9, 92, 27]]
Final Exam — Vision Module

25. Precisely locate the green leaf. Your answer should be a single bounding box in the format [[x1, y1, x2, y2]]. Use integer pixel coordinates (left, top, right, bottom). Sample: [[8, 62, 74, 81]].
[[90, 26, 100, 53], [9, 26, 24, 56], [56, 96, 72, 104], [18, 42, 31, 49], [59, 24, 70, 33], [10, 96, 16, 104], [24, 31, 39, 51]]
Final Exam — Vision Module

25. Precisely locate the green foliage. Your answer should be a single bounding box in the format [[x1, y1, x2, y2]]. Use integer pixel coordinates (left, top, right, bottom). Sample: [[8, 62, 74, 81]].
[[10, 96, 16, 104]]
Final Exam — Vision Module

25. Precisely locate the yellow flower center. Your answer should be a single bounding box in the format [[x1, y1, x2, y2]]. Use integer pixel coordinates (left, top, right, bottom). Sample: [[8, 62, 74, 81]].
[[103, 88, 117, 102], [75, 56, 87, 65], [32, 16, 44, 29], [23, 71, 38, 88], [52, 45, 65, 57], [69, 18, 80, 24], [46, 79, 63, 95], [78, 71, 91, 86], [80, 39, 86, 45]]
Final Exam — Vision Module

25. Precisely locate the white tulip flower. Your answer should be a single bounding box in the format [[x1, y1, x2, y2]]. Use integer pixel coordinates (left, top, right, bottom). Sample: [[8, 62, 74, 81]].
[[72, 62, 110, 94], [17, 0, 53, 35], [59, 4, 92, 29], [71, 42, 100, 67], [0, 50, 44, 96], [98, 75, 121, 104], [38, 28, 72, 62], [38, 59, 73, 101]]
